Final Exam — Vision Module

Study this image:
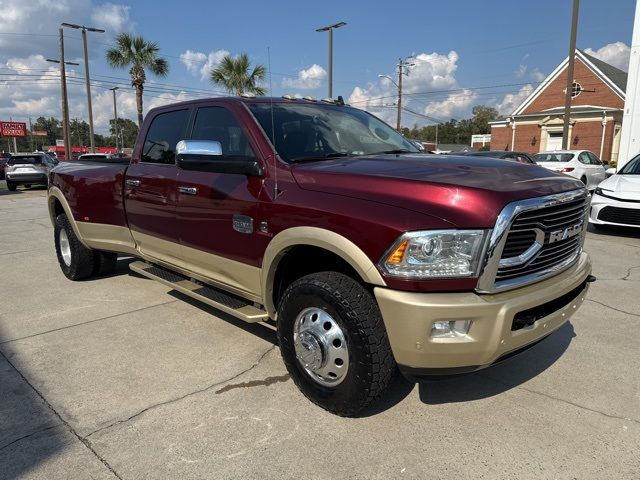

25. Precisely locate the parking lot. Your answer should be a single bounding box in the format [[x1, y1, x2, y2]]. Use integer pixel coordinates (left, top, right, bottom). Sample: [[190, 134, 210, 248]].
[[1, 182, 639, 480]]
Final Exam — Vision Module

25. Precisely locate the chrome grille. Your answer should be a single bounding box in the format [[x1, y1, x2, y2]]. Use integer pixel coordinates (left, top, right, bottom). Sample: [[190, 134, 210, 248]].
[[495, 195, 588, 284]]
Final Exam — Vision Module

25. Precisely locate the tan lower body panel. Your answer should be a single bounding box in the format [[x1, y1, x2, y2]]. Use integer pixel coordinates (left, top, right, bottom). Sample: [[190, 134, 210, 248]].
[[76, 221, 138, 255], [375, 253, 592, 370], [130, 231, 262, 303]]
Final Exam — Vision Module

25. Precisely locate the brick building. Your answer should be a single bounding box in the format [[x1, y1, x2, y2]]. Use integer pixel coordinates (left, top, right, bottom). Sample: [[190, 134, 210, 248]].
[[490, 50, 627, 162]]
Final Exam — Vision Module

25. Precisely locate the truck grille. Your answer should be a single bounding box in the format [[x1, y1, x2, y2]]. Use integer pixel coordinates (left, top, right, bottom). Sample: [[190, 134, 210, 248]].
[[494, 193, 588, 287]]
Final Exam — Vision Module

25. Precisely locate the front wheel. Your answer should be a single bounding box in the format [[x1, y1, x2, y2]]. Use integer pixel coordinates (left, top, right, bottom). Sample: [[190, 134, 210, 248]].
[[54, 213, 96, 280], [277, 272, 396, 416], [6, 180, 16, 191]]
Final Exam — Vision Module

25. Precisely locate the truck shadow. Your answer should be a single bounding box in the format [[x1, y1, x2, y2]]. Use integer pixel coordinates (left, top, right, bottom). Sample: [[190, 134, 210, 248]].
[[0, 325, 66, 478], [417, 322, 575, 405]]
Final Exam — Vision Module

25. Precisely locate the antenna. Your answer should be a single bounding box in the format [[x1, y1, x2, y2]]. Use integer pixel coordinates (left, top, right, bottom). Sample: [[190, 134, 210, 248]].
[[268, 47, 279, 199]]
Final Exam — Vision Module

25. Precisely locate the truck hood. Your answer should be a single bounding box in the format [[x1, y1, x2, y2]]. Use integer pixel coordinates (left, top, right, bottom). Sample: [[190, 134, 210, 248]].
[[291, 154, 584, 228]]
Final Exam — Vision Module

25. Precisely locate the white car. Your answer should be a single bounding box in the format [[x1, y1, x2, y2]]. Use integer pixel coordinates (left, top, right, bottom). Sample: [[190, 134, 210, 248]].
[[590, 154, 640, 228], [533, 150, 607, 191]]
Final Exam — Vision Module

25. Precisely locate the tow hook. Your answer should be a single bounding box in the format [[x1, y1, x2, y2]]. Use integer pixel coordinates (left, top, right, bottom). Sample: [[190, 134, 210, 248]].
[[586, 275, 596, 283]]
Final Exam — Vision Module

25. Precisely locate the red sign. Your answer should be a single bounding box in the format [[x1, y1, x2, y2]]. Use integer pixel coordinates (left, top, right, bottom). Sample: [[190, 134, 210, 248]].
[[0, 121, 27, 137], [31, 130, 48, 137]]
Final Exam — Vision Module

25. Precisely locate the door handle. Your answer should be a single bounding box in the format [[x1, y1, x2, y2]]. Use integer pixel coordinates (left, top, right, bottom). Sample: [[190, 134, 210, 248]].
[[126, 179, 141, 187], [178, 186, 198, 195]]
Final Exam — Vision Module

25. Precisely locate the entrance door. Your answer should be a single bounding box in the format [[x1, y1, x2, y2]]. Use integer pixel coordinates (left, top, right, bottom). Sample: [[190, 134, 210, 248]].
[[125, 108, 190, 265], [176, 104, 264, 297], [546, 132, 563, 151]]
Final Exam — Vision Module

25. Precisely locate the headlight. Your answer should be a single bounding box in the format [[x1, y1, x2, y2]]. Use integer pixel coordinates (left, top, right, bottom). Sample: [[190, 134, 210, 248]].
[[594, 187, 614, 198], [379, 230, 489, 279]]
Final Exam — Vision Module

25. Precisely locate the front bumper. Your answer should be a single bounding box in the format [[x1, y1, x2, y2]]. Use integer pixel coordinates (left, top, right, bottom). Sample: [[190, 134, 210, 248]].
[[375, 252, 592, 377], [589, 192, 640, 228]]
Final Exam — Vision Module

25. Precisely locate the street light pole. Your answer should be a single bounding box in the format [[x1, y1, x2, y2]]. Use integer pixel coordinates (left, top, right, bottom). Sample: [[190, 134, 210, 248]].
[[109, 87, 119, 152], [379, 56, 414, 131], [47, 34, 78, 161], [62, 23, 105, 153], [316, 22, 346, 98]]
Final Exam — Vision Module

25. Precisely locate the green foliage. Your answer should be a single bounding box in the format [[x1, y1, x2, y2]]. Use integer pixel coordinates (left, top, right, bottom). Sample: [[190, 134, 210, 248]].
[[109, 117, 139, 148], [210, 53, 266, 96], [106, 33, 169, 126], [401, 105, 502, 145]]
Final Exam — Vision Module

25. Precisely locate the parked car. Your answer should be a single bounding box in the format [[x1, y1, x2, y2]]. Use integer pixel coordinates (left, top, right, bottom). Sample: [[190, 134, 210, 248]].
[[590, 153, 640, 228], [5, 152, 58, 191], [533, 150, 606, 190], [47, 96, 592, 416], [0, 151, 11, 180], [458, 150, 536, 164]]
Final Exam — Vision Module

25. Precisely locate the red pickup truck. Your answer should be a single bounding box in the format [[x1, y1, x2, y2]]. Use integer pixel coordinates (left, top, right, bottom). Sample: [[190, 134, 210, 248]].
[[48, 97, 593, 416]]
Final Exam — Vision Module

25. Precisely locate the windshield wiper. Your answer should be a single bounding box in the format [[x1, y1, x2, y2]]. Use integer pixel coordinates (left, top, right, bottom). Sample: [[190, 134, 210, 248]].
[[289, 152, 350, 163], [371, 149, 413, 155]]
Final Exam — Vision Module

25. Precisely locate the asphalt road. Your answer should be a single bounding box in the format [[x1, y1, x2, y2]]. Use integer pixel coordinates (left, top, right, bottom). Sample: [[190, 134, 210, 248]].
[[1, 182, 639, 480]]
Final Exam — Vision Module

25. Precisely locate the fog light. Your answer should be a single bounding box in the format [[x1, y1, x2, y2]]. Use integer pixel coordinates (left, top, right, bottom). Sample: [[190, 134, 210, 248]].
[[431, 320, 471, 338]]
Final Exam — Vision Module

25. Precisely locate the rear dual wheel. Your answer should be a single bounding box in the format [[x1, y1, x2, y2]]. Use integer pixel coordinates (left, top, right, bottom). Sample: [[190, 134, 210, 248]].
[[54, 213, 117, 280]]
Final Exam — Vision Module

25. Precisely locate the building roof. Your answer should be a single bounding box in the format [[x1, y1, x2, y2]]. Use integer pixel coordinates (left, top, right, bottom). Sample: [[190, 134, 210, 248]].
[[511, 49, 627, 117], [580, 50, 627, 93]]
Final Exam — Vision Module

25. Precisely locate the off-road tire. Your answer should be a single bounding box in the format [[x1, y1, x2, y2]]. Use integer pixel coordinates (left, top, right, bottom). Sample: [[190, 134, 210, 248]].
[[6, 180, 17, 191], [93, 251, 118, 276], [54, 213, 95, 280], [277, 271, 396, 416]]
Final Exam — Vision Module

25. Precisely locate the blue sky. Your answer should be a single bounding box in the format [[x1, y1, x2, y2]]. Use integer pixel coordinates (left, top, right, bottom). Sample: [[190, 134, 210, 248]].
[[0, 0, 636, 134]]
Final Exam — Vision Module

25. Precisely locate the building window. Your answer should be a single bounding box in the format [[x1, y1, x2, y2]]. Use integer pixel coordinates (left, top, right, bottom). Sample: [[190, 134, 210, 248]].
[[571, 81, 582, 98]]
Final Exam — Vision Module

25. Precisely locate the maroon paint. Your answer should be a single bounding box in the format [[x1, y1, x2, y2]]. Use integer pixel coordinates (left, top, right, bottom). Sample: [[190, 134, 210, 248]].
[[50, 97, 586, 294]]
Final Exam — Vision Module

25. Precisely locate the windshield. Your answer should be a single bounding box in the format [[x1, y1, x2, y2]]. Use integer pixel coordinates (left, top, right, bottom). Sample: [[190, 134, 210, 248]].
[[619, 155, 640, 174], [533, 153, 574, 163], [248, 102, 419, 162]]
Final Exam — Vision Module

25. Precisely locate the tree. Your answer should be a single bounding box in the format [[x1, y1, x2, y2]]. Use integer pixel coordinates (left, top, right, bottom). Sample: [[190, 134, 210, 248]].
[[470, 105, 501, 134], [109, 118, 139, 149], [31, 117, 61, 147], [210, 53, 266, 96], [106, 33, 169, 127]]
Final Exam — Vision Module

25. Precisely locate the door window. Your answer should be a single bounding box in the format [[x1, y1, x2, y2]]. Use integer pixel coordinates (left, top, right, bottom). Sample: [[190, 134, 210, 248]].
[[578, 152, 591, 164], [191, 107, 255, 158], [142, 109, 190, 164], [587, 152, 602, 166]]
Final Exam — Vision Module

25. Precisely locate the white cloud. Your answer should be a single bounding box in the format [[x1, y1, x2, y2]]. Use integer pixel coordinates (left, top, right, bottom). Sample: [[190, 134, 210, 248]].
[[584, 42, 630, 71], [496, 84, 534, 115], [180, 49, 229, 80], [515, 64, 527, 78], [282, 64, 326, 90], [403, 51, 459, 93], [530, 68, 545, 82], [90, 3, 133, 33], [423, 89, 478, 119]]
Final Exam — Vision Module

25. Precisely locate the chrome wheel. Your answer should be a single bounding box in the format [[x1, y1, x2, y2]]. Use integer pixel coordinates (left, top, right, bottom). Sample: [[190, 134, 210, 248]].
[[293, 307, 349, 387], [59, 229, 71, 266]]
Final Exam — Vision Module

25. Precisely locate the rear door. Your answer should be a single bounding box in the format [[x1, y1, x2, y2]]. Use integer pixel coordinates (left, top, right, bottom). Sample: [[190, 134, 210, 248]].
[[175, 104, 264, 297], [587, 152, 607, 185], [125, 108, 190, 265]]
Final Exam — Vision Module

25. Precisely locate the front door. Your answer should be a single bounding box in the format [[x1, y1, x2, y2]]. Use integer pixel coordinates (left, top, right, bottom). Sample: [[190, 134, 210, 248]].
[[125, 108, 190, 265], [546, 132, 563, 151], [176, 105, 264, 298]]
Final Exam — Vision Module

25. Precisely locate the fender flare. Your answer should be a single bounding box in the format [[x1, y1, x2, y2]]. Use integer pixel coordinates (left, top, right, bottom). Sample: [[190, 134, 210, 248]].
[[47, 187, 92, 249], [261, 226, 387, 316]]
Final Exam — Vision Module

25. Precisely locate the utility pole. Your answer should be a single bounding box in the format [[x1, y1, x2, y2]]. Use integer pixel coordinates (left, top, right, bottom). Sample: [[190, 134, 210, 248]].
[[62, 23, 105, 153], [316, 22, 347, 98], [397, 58, 404, 131], [109, 87, 119, 152], [562, 0, 580, 150], [47, 31, 78, 161]]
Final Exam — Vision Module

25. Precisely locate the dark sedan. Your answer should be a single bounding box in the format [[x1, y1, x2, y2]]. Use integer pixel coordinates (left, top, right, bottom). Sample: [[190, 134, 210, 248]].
[[457, 150, 536, 164]]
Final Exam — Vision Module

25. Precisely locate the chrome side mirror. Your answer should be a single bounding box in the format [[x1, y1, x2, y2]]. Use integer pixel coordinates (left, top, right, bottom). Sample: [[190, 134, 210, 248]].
[[176, 140, 223, 157]]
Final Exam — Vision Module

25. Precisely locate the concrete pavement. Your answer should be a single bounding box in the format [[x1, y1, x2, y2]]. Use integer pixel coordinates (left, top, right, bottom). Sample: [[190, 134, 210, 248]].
[[1, 182, 639, 479]]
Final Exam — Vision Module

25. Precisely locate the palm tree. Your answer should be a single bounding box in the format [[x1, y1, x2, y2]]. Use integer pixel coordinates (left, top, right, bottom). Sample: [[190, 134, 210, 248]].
[[106, 33, 169, 127], [210, 53, 266, 96]]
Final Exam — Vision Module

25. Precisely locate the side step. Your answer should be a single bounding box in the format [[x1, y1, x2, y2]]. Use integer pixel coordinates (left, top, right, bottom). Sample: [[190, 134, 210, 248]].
[[129, 261, 269, 322]]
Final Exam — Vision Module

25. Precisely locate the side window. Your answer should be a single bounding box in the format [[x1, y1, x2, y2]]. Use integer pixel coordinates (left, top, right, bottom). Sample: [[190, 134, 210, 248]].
[[588, 152, 602, 165], [142, 109, 189, 164], [578, 152, 590, 164], [191, 107, 255, 158]]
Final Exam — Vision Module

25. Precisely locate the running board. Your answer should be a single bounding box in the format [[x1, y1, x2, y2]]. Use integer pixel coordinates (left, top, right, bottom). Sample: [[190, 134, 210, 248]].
[[129, 261, 269, 322]]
